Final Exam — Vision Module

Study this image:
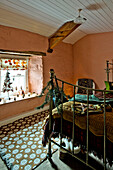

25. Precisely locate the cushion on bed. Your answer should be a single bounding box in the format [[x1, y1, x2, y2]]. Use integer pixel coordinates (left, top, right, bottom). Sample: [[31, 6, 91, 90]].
[[105, 81, 113, 93], [95, 90, 113, 99]]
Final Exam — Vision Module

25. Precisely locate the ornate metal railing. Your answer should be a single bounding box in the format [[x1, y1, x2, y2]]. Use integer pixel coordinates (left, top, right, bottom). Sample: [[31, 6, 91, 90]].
[[42, 69, 113, 170]]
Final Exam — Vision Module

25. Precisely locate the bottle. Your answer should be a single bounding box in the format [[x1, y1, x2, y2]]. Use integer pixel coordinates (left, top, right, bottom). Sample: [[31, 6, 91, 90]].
[[19, 86, 24, 96]]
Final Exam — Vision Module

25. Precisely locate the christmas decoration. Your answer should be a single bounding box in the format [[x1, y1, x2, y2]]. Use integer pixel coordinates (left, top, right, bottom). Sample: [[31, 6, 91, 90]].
[[36, 69, 69, 112], [2, 70, 13, 98], [36, 80, 52, 109]]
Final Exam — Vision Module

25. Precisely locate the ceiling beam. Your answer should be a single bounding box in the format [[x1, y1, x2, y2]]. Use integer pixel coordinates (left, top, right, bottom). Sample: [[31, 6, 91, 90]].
[[47, 21, 81, 53]]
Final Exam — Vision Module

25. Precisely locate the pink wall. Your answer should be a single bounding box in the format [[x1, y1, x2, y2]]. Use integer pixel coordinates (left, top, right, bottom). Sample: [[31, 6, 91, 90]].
[[1, 25, 113, 120], [1, 25, 113, 93], [0, 96, 45, 121], [0, 25, 73, 87], [73, 32, 113, 89], [43, 42, 73, 95], [0, 25, 73, 120]]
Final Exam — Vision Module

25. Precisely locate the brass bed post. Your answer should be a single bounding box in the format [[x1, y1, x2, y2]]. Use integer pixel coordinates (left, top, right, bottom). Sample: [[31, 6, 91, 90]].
[[86, 88, 89, 165], [105, 60, 113, 82], [106, 60, 110, 82], [103, 91, 106, 170], [60, 81, 64, 146], [72, 86, 75, 154], [47, 69, 54, 159]]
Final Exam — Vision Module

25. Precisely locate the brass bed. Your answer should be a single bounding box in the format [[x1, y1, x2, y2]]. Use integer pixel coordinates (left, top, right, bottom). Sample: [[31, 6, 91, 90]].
[[40, 69, 113, 170]]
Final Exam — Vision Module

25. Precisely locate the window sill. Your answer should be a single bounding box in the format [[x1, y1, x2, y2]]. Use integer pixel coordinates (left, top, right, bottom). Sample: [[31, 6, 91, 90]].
[[0, 93, 38, 105]]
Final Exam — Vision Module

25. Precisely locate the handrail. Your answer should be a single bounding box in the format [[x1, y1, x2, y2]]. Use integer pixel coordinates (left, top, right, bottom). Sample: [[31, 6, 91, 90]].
[[56, 77, 113, 93]]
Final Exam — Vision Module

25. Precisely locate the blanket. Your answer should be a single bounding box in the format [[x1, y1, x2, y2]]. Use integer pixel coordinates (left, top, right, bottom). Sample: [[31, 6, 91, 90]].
[[43, 101, 113, 143], [69, 94, 113, 103]]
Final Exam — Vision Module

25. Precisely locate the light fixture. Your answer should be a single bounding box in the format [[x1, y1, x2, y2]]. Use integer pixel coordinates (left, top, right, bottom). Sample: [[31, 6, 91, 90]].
[[75, 9, 87, 24]]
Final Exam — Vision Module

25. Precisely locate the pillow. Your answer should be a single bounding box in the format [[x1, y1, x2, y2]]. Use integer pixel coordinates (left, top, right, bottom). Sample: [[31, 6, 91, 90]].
[[105, 81, 113, 93]]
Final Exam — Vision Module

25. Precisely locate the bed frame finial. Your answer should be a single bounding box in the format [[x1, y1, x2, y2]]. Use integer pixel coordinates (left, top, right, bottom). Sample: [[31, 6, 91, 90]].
[[50, 69, 55, 79]]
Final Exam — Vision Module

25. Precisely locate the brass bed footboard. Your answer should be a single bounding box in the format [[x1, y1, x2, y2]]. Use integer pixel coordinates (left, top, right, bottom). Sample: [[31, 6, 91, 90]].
[[46, 69, 113, 170]]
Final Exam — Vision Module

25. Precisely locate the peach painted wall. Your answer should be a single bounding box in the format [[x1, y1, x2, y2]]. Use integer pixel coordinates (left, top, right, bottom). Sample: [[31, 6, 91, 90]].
[[0, 25, 73, 86], [0, 25, 73, 120], [73, 32, 113, 89], [0, 96, 45, 121], [43, 42, 74, 95]]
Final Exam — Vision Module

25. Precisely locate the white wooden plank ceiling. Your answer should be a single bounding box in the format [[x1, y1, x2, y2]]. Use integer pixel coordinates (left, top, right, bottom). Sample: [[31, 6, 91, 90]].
[[0, 0, 113, 44]]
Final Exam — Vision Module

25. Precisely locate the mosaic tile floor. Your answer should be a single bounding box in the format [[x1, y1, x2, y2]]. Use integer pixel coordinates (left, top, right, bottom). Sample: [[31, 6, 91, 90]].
[[0, 110, 59, 170]]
